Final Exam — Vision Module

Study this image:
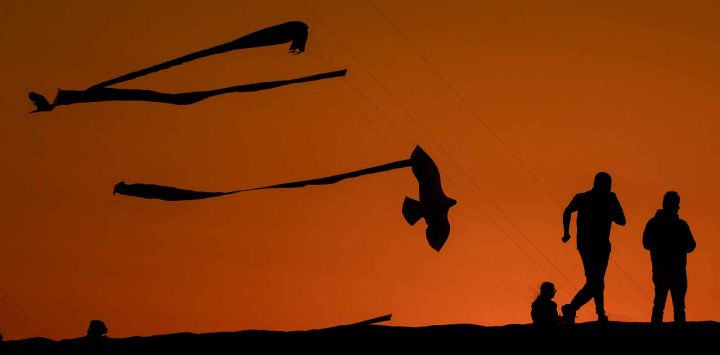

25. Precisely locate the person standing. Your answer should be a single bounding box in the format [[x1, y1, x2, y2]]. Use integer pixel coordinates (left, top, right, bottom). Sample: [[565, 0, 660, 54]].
[[643, 191, 696, 323], [561, 172, 626, 323]]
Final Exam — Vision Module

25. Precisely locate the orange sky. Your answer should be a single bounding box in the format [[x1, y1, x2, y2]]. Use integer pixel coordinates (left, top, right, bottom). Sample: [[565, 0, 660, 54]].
[[1, 0, 718, 340]]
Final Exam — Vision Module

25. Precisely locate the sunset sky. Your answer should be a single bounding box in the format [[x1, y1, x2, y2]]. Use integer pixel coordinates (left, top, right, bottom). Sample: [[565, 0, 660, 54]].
[[1, 0, 718, 340]]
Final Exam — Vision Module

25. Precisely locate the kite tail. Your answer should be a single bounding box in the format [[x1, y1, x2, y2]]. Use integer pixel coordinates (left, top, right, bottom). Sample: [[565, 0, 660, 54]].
[[402, 197, 422, 226], [113, 181, 236, 201], [114, 159, 412, 202], [257, 159, 412, 190], [88, 21, 309, 90]]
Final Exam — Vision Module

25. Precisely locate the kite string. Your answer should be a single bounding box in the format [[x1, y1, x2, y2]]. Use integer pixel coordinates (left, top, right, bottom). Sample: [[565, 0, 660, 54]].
[[300, 18, 416, 148], [0, 287, 54, 339], [302, 38, 415, 151], [300, 1, 577, 295], [271, 37, 519, 321], [367, 0, 563, 208], [304, 54, 415, 194], [300, 1, 574, 305], [366, 0, 651, 302], [300, 1, 524, 322]]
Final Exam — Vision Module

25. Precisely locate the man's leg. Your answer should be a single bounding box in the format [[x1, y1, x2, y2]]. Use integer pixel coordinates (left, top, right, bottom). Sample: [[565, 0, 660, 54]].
[[564, 249, 595, 324], [652, 268, 670, 323], [670, 270, 688, 323], [591, 248, 611, 321], [569, 250, 596, 309]]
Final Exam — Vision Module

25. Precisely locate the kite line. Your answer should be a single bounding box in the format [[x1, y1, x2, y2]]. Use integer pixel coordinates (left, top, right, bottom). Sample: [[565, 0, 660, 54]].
[[300, 1, 575, 296], [367, 0, 650, 301]]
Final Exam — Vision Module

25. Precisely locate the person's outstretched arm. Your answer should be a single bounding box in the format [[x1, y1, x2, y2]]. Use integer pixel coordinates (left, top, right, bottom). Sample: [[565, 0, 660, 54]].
[[562, 196, 579, 243]]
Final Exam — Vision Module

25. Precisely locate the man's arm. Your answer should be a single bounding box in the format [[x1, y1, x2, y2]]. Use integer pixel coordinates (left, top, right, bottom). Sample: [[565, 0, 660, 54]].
[[642, 219, 654, 251], [612, 193, 626, 226], [562, 196, 579, 243], [684, 221, 696, 253]]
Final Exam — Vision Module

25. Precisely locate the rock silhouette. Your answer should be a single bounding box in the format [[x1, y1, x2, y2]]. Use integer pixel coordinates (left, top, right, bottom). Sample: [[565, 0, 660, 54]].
[[86, 320, 108, 339]]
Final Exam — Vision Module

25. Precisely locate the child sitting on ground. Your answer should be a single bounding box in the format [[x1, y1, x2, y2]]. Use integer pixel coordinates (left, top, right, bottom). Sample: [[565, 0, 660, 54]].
[[531, 281, 562, 325]]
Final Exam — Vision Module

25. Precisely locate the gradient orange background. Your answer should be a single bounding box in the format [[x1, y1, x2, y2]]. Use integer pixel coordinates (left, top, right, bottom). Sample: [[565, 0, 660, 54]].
[[1, 0, 718, 340]]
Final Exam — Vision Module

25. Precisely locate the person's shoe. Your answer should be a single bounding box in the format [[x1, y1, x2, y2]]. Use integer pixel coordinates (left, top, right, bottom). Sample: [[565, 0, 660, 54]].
[[673, 311, 686, 324], [561, 304, 576, 325], [651, 309, 664, 324], [597, 313, 609, 323]]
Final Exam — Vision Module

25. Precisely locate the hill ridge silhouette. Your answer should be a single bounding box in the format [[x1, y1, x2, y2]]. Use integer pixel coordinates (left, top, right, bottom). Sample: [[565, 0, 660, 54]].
[[4, 321, 719, 354]]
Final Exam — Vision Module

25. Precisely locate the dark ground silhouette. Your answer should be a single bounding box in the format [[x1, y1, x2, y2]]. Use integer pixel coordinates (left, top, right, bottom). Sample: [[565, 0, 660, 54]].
[[561, 172, 626, 323], [4, 321, 718, 354], [114, 145, 457, 251], [28, 21, 346, 112]]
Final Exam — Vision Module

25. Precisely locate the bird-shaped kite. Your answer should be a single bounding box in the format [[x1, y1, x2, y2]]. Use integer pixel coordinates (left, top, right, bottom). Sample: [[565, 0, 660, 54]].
[[402, 147, 457, 252], [28, 21, 347, 112], [114, 146, 457, 251]]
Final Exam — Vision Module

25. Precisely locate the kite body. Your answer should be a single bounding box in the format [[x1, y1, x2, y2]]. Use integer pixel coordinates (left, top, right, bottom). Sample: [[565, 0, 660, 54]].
[[402, 146, 457, 252]]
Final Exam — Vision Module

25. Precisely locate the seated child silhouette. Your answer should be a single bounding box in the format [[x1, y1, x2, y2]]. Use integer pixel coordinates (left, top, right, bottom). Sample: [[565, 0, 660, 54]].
[[531, 282, 562, 325]]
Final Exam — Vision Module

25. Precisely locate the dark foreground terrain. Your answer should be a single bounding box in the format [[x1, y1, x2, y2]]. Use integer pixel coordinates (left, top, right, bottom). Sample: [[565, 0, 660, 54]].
[[3, 321, 718, 354]]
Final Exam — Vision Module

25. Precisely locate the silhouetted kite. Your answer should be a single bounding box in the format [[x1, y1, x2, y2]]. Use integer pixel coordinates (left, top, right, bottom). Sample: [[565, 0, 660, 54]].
[[28, 21, 346, 112], [114, 146, 457, 251]]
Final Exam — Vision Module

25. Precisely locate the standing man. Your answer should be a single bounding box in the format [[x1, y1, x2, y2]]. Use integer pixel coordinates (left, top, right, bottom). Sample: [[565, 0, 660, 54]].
[[642, 191, 696, 323], [561, 172, 626, 324]]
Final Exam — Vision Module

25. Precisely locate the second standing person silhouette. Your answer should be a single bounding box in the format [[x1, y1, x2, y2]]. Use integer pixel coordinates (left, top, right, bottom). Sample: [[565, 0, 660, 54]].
[[643, 191, 696, 323]]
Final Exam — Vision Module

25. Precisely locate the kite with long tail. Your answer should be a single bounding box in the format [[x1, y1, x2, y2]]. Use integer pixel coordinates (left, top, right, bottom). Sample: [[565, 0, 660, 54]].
[[28, 21, 347, 112], [114, 146, 457, 251]]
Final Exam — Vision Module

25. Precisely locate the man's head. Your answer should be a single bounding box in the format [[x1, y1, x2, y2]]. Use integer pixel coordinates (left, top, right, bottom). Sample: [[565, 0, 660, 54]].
[[662, 191, 680, 213], [540, 281, 556, 298], [592, 172, 612, 193]]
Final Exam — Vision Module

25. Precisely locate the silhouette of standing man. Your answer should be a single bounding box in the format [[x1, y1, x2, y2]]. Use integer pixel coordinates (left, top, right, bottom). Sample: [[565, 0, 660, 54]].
[[643, 191, 696, 323], [561, 172, 626, 323]]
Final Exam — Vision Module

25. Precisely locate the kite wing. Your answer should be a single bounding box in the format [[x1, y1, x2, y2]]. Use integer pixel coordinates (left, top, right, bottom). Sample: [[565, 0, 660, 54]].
[[426, 218, 451, 253]]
